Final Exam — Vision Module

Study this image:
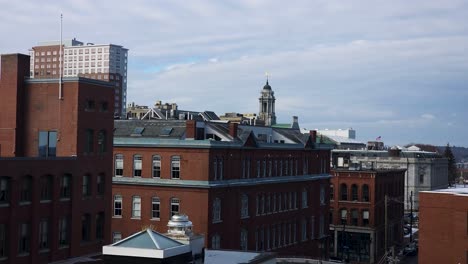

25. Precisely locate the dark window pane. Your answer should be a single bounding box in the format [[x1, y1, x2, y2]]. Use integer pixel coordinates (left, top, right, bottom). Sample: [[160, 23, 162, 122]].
[[38, 131, 48, 157], [48, 131, 57, 157]]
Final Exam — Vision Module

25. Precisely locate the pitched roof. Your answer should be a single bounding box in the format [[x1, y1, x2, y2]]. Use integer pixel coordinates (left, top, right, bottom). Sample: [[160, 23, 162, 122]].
[[112, 229, 184, 250]]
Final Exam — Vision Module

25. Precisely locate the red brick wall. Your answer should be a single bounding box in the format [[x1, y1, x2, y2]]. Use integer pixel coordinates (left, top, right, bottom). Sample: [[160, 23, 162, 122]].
[[0, 54, 29, 157], [419, 191, 468, 264]]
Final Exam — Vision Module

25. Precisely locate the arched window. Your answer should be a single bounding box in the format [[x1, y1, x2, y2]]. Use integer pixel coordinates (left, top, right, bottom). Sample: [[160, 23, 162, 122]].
[[20, 175, 32, 203], [133, 155, 142, 177], [97, 130, 106, 153], [151, 197, 160, 219], [152, 155, 161, 178], [362, 184, 370, 202], [171, 197, 180, 216], [115, 154, 123, 177], [171, 156, 181, 179], [340, 183, 348, 201], [40, 175, 53, 201], [351, 184, 358, 201], [213, 198, 221, 223], [0, 176, 11, 204]]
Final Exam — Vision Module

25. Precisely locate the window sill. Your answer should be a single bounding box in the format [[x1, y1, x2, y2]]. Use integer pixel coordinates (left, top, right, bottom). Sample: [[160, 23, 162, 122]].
[[131, 217, 141, 220], [112, 215, 122, 218], [212, 220, 223, 224], [19, 201, 31, 206], [150, 218, 160, 221], [39, 249, 50, 253], [240, 216, 249, 219], [40, 200, 52, 204], [59, 198, 71, 202], [0, 203, 10, 208], [58, 245, 69, 249], [17, 253, 30, 257]]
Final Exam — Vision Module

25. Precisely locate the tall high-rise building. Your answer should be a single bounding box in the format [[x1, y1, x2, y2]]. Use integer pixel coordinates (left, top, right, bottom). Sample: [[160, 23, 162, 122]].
[[29, 38, 128, 118]]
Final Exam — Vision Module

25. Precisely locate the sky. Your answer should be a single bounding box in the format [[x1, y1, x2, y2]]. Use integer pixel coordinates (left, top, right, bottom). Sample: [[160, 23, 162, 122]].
[[1, 0, 468, 147]]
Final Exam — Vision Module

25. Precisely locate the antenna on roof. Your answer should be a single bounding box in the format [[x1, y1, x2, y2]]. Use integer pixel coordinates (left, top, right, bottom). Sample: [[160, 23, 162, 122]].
[[59, 13, 63, 100]]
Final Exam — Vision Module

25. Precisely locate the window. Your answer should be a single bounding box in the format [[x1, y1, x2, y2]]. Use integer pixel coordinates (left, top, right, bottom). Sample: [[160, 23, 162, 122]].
[[115, 154, 123, 177], [39, 219, 49, 250], [211, 234, 221, 249], [219, 158, 223, 180], [58, 217, 69, 246], [0, 224, 6, 258], [213, 158, 218, 180], [310, 216, 315, 239], [113, 232, 122, 243], [363, 210, 370, 226], [263, 159, 266, 177], [60, 174, 71, 198], [85, 100, 95, 111], [96, 212, 104, 240], [351, 209, 359, 226], [301, 218, 307, 241], [171, 156, 180, 179], [302, 188, 308, 208], [38, 131, 57, 157], [40, 175, 52, 201], [330, 208, 334, 225], [20, 176, 32, 203], [171, 197, 180, 216], [97, 174, 105, 195], [114, 195, 122, 217], [82, 175, 90, 197], [213, 198, 221, 223], [419, 174, 424, 184], [320, 184, 326, 205], [100, 101, 108, 112], [241, 194, 249, 218], [81, 214, 91, 242], [340, 209, 347, 225], [240, 229, 248, 250], [362, 184, 369, 202], [319, 214, 325, 237], [85, 129, 94, 153], [351, 184, 358, 201], [340, 183, 348, 201], [133, 155, 142, 177], [256, 160, 260, 178], [151, 197, 160, 219], [97, 130, 107, 153], [18, 223, 30, 254], [330, 184, 334, 200], [152, 155, 161, 178], [0, 177, 11, 204], [132, 196, 141, 218]]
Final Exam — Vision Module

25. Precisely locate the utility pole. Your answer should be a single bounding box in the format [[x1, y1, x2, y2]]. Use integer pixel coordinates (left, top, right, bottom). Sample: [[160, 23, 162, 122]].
[[385, 194, 388, 254]]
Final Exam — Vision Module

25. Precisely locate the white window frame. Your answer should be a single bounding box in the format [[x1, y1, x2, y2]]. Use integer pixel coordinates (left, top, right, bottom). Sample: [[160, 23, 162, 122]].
[[151, 197, 160, 220], [171, 156, 181, 179], [132, 196, 141, 219], [213, 198, 222, 223], [114, 195, 122, 217], [241, 194, 249, 218]]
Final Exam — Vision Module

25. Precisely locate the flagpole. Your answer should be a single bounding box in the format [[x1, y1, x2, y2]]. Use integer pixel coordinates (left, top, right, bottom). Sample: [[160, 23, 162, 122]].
[[59, 13, 63, 100]]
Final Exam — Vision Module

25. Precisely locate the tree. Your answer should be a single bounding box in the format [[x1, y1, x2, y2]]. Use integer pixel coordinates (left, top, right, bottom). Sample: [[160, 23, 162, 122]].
[[444, 143, 458, 186]]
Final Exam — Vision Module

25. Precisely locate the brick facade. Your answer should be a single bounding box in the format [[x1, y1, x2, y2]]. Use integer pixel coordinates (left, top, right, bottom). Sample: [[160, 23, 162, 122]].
[[419, 189, 468, 264], [0, 53, 114, 264], [111, 123, 332, 259], [329, 169, 405, 263]]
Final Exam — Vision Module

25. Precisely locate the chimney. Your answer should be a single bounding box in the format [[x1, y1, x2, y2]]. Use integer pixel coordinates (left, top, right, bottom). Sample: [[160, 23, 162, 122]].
[[309, 130, 317, 144], [185, 120, 196, 140], [228, 122, 238, 138]]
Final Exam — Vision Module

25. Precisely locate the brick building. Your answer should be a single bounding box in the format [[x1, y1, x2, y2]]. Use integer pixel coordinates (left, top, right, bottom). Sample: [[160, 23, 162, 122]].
[[111, 119, 332, 259], [419, 187, 468, 264], [0, 53, 114, 263], [329, 169, 405, 263], [29, 39, 128, 118]]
